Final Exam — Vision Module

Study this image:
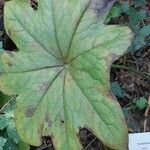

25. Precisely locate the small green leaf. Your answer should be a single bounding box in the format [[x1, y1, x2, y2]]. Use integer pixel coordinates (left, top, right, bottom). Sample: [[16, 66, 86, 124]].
[[135, 97, 147, 110], [0, 42, 3, 51], [140, 25, 150, 37], [0, 33, 3, 53], [7, 121, 20, 144], [131, 25, 150, 51], [0, 100, 20, 144], [0, 137, 6, 150], [121, 2, 129, 13], [128, 8, 146, 29], [105, 4, 121, 23], [0, 115, 9, 130], [3, 138, 18, 150], [111, 81, 124, 98], [134, 0, 147, 7]]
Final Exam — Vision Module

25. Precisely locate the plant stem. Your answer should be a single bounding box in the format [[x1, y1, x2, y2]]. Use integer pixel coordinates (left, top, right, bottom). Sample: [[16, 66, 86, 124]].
[[0, 96, 16, 113], [144, 96, 150, 132], [112, 64, 150, 81], [84, 138, 97, 150], [34, 144, 52, 150]]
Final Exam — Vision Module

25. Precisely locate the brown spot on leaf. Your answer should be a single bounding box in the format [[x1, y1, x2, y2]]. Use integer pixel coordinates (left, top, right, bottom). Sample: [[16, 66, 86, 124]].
[[25, 106, 36, 117], [38, 82, 49, 91], [45, 113, 52, 127]]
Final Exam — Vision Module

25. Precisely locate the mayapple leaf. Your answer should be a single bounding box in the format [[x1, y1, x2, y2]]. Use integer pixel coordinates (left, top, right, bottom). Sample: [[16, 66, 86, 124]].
[[1, 0, 133, 149]]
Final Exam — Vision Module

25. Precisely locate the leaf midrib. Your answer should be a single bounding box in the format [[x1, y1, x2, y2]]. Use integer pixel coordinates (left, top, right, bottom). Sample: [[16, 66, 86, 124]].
[[8, 9, 61, 60], [69, 71, 115, 140], [1, 65, 64, 75], [51, 0, 64, 60], [66, 0, 92, 59]]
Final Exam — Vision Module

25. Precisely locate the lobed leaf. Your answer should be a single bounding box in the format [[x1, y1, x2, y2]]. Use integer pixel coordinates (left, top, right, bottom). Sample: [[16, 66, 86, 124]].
[[0, 0, 133, 149]]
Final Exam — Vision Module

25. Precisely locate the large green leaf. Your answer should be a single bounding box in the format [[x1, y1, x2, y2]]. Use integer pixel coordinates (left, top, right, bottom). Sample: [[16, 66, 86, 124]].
[[0, 0, 133, 149]]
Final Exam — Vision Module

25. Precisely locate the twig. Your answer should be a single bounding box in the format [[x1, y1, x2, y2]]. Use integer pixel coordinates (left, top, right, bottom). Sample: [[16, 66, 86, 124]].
[[84, 137, 97, 150], [143, 96, 150, 132], [143, 63, 150, 132], [112, 64, 150, 81], [34, 144, 52, 150], [0, 96, 16, 113]]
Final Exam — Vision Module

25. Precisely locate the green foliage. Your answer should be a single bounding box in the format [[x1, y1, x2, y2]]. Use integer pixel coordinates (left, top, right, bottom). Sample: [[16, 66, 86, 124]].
[[135, 97, 147, 110], [121, 2, 129, 13], [111, 81, 124, 98], [134, 0, 147, 7], [123, 108, 140, 133], [0, 31, 3, 53], [132, 25, 150, 50], [0, 99, 29, 150], [0, 100, 20, 147], [105, 3, 121, 23], [0, 92, 11, 113], [0, 137, 6, 150], [0, 42, 3, 51], [0, 0, 132, 149], [3, 139, 19, 150], [106, 1, 149, 51]]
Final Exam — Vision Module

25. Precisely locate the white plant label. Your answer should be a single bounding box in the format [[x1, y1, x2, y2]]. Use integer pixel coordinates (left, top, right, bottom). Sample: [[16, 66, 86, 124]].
[[129, 132, 150, 150]]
